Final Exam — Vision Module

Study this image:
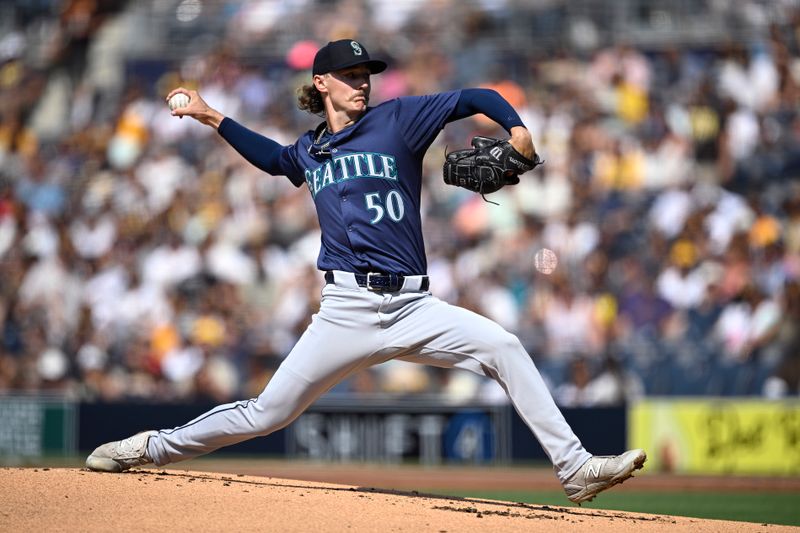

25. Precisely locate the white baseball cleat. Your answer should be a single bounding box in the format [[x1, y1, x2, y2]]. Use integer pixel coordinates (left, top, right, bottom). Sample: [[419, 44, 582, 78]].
[[562, 448, 647, 504], [85, 431, 157, 473]]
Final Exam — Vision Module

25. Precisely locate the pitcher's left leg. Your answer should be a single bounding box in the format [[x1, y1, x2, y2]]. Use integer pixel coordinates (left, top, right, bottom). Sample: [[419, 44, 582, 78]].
[[391, 294, 591, 483]]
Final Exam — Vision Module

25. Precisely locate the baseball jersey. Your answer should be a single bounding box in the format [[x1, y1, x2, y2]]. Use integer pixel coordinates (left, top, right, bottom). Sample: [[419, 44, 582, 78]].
[[225, 91, 462, 275], [217, 88, 529, 275]]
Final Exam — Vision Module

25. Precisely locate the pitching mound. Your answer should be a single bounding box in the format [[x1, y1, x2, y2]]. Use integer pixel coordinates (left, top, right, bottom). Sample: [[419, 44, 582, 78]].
[[0, 467, 790, 532]]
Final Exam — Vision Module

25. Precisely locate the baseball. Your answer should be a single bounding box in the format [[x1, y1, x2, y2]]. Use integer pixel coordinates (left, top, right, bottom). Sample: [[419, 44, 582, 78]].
[[168, 93, 190, 111], [534, 248, 558, 274]]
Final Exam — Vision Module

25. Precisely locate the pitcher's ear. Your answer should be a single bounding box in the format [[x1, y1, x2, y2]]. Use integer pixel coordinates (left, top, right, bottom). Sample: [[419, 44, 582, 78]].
[[313, 74, 328, 93]]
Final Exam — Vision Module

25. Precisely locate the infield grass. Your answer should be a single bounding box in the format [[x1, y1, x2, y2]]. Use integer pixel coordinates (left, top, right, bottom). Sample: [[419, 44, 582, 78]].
[[430, 489, 800, 526]]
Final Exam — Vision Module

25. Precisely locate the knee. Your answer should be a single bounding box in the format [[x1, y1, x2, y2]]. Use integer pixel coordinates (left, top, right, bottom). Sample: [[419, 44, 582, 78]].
[[248, 393, 304, 435], [482, 331, 528, 366], [496, 331, 526, 356]]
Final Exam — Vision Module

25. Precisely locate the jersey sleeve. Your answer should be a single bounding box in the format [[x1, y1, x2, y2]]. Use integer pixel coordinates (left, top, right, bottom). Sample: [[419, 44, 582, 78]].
[[448, 88, 525, 132], [393, 90, 461, 154], [217, 117, 305, 187], [281, 140, 306, 187]]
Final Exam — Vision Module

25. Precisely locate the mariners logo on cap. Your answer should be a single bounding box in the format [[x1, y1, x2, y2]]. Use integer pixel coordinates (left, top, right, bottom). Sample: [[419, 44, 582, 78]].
[[350, 41, 363, 56]]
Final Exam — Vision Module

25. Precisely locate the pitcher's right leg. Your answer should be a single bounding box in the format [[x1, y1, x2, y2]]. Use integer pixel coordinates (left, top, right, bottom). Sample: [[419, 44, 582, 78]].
[[87, 284, 384, 470], [87, 359, 342, 471], [147, 363, 341, 465]]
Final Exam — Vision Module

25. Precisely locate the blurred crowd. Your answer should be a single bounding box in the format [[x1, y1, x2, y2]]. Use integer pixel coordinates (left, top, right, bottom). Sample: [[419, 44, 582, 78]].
[[1, 0, 800, 405]]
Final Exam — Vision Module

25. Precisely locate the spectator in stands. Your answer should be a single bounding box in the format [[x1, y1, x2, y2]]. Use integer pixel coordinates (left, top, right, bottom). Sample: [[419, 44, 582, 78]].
[[0, 0, 799, 401]]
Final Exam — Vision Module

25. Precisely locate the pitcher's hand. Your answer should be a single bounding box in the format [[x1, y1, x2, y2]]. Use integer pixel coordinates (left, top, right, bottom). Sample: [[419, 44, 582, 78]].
[[166, 88, 225, 129]]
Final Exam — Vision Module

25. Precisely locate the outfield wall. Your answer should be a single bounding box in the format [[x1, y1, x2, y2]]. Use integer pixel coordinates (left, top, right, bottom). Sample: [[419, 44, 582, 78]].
[[629, 399, 800, 475], [1, 395, 798, 474]]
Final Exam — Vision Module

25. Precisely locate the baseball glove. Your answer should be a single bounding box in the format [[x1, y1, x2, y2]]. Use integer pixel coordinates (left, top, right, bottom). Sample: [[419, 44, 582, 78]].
[[443, 136, 542, 202]]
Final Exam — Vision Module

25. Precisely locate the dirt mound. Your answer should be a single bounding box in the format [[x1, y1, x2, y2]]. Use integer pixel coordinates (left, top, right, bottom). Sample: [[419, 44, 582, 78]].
[[0, 467, 790, 532]]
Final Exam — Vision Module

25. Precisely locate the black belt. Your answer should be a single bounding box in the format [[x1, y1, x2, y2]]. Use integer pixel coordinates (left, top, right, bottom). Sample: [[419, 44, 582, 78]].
[[324, 271, 429, 292]]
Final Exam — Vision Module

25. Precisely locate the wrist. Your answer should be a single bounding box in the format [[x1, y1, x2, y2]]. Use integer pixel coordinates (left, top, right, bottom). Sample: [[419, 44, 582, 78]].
[[206, 109, 225, 130], [509, 127, 534, 159]]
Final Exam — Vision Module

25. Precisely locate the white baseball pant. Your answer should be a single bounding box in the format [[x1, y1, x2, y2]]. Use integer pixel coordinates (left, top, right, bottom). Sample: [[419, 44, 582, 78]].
[[147, 271, 592, 483]]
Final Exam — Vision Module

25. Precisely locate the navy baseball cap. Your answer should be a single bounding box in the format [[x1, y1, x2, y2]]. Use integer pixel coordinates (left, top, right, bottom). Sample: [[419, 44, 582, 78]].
[[312, 39, 387, 75]]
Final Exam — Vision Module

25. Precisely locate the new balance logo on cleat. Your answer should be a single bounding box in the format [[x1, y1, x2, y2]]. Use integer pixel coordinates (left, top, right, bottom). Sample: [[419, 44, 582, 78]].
[[562, 449, 647, 504], [586, 463, 602, 479]]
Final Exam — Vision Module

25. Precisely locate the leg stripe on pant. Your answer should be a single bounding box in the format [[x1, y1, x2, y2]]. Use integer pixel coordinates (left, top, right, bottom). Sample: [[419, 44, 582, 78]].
[[159, 398, 258, 435]]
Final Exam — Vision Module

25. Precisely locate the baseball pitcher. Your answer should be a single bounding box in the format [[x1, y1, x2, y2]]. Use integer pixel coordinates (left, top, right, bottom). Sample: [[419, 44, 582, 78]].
[[87, 40, 645, 504]]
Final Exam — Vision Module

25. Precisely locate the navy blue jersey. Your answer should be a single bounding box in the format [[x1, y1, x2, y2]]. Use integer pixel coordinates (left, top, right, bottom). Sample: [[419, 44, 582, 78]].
[[277, 91, 461, 275], [216, 88, 524, 275]]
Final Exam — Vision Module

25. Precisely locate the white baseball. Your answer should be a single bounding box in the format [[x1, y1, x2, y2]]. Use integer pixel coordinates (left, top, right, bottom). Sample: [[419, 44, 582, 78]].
[[168, 93, 190, 111], [534, 248, 558, 275]]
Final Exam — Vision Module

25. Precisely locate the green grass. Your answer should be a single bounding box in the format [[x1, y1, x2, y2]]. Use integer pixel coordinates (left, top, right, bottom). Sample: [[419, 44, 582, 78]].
[[427, 489, 800, 526]]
